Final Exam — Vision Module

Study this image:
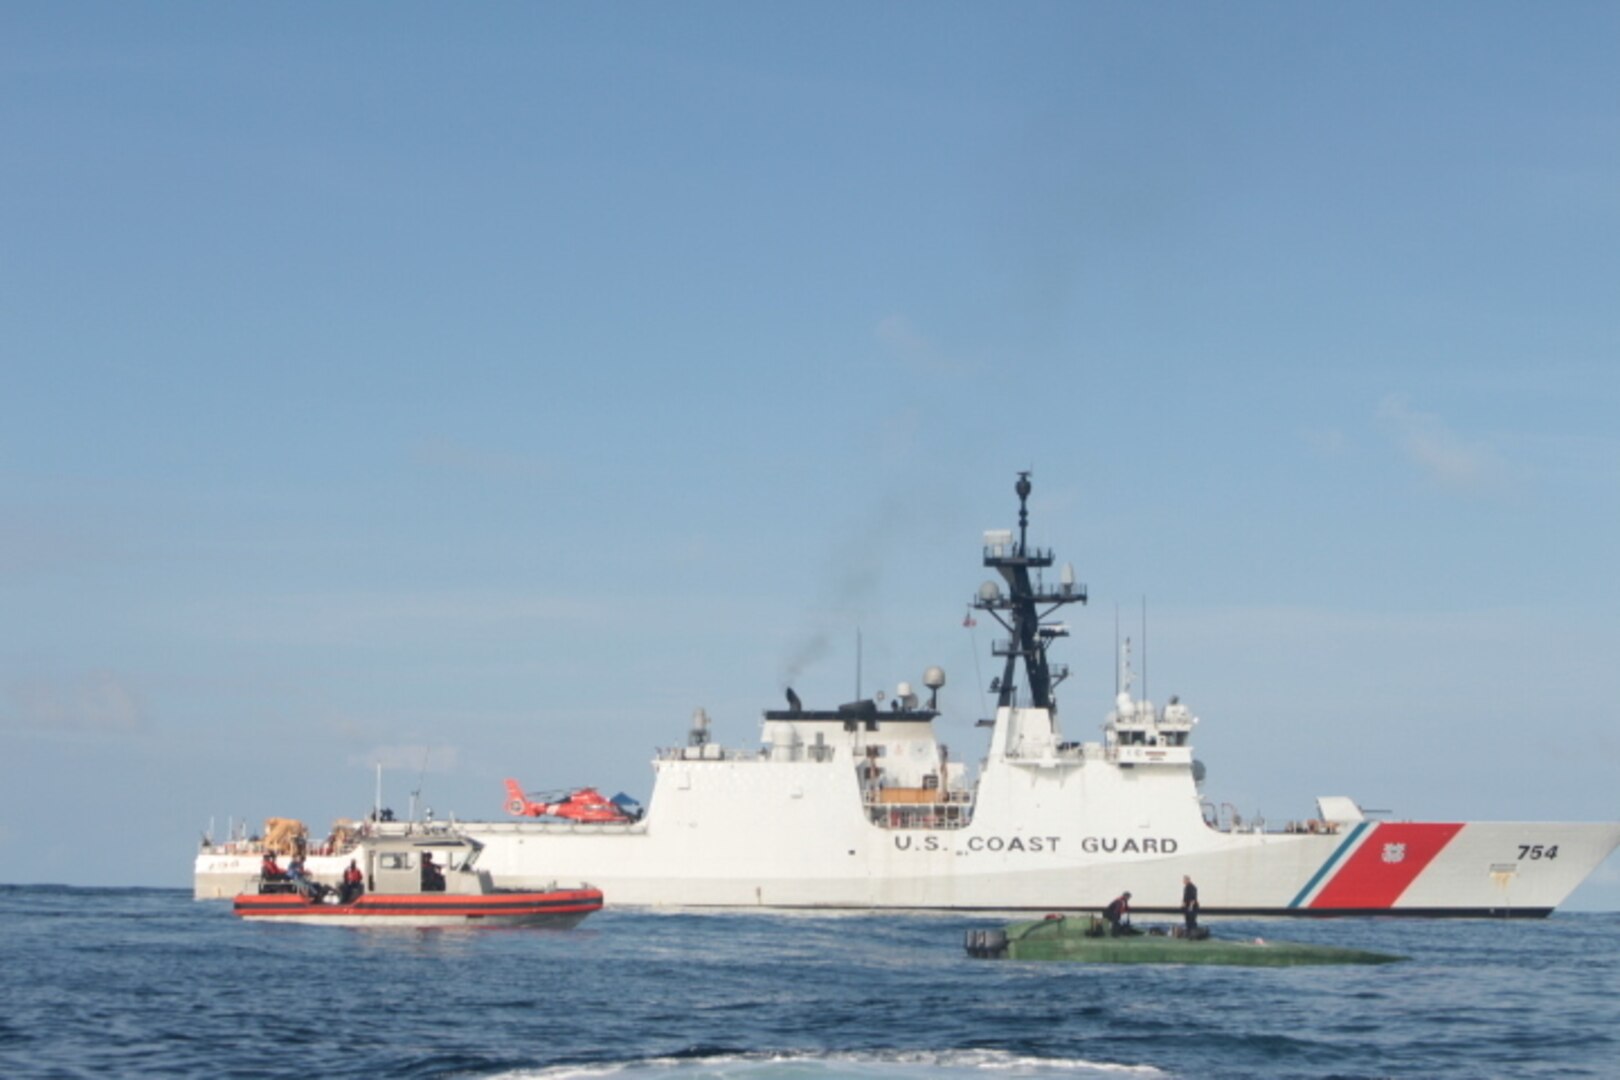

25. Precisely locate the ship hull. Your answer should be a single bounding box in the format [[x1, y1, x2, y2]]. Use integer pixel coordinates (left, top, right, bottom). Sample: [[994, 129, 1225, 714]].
[[463, 819, 1613, 915]]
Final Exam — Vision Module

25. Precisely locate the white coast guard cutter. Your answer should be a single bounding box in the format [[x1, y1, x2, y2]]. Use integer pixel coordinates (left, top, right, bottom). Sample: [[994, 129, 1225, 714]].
[[197, 474, 1620, 915]]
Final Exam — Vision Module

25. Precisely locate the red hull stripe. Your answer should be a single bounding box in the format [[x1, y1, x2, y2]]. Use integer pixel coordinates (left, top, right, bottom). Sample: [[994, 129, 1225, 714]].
[[1287, 821, 1370, 909], [1308, 822, 1464, 909]]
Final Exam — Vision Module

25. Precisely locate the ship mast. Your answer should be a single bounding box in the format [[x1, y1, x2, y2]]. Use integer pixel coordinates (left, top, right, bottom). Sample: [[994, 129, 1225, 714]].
[[974, 472, 1087, 711]]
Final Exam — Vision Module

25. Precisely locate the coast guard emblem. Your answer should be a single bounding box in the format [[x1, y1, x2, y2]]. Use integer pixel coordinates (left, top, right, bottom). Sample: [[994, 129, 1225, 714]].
[[1382, 843, 1407, 864]]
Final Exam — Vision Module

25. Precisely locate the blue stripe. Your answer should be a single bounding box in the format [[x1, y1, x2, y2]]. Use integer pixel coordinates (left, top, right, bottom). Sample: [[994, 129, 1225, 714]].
[[1288, 821, 1371, 909]]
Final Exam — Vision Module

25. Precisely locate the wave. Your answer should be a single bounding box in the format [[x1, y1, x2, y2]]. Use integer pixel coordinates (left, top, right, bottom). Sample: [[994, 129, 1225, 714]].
[[489, 1048, 1166, 1079]]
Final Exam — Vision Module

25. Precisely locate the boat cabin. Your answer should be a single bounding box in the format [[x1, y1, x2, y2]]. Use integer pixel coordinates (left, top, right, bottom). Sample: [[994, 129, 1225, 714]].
[[359, 835, 497, 897]]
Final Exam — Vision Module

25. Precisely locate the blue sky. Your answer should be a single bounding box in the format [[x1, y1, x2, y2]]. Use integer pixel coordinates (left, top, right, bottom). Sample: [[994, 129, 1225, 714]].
[[4, 4, 1619, 905]]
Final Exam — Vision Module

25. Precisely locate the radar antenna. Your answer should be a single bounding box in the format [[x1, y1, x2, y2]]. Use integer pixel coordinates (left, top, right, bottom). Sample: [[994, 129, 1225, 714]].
[[972, 472, 1088, 710]]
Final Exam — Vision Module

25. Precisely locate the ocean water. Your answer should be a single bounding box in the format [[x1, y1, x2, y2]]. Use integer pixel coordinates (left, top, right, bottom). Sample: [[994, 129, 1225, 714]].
[[2, 887, 1615, 1080]]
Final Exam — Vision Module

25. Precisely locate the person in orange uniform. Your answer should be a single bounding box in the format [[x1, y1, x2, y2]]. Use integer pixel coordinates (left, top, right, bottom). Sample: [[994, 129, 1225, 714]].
[[339, 859, 364, 904]]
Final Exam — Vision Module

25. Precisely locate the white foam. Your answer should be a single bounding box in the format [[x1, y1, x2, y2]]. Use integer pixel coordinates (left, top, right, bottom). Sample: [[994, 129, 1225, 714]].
[[489, 1048, 1167, 1079]]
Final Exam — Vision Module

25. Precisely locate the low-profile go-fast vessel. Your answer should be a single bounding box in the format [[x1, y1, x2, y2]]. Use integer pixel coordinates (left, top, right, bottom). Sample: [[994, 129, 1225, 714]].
[[965, 918, 1404, 966], [199, 474, 1620, 916]]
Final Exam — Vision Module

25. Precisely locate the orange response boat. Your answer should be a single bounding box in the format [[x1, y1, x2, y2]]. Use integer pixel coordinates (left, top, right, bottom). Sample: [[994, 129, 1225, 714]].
[[234, 834, 602, 928]]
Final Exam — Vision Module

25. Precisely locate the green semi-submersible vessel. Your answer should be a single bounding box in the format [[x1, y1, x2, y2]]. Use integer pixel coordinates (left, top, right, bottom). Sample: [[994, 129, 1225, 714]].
[[966, 917, 1405, 966]]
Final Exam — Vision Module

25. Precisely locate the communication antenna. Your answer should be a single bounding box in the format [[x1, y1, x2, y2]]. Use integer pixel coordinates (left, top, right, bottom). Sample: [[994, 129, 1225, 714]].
[[1113, 604, 1120, 695], [410, 749, 430, 822], [963, 605, 988, 719], [1141, 595, 1148, 705], [855, 628, 862, 701]]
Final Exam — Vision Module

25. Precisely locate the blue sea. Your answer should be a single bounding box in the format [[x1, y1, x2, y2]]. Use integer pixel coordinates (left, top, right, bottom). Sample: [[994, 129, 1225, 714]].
[[2, 887, 1615, 1079]]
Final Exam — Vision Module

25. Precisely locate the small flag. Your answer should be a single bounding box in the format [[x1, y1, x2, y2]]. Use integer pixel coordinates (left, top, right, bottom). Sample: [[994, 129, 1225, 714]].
[[963, 612, 977, 628]]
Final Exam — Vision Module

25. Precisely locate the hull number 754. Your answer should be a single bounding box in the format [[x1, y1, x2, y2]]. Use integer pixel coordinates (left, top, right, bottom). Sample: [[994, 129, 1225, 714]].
[[1519, 845, 1559, 860]]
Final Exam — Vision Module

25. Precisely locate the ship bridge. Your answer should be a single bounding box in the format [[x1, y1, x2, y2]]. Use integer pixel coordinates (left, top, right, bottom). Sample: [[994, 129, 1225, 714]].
[[1100, 639, 1196, 767], [1105, 690, 1196, 766]]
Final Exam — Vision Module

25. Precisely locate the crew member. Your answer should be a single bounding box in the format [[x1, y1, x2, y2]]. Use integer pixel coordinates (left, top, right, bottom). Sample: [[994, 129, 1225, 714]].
[[286, 856, 315, 899], [340, 859, 364, 904], [1182, 875, 1200, 933], [421, 852, 445, 892], [1103, 891, 1133, 935], [260, 852, 284, 881]]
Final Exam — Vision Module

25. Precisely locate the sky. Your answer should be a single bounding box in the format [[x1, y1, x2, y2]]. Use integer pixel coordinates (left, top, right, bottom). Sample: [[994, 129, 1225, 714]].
[[3, 3, 1619, 906]]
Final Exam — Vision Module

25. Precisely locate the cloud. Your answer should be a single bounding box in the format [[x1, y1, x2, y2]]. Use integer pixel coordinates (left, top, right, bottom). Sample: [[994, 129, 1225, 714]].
[[874, 315, 976, 376], [179, 589, 605, 648], [348, 743, 460, 773], [0, 512, 126, 580], [411, 437, 553, 481], [1, 671, 148, 736], [1376, 394, 1512, 490], [1301, 427, 1348, 458], [876, 314, 930, 356]]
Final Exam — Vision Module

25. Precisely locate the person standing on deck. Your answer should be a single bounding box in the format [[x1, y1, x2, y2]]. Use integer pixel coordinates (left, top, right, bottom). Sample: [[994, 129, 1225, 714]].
[[1182, 875, 1200, 933]]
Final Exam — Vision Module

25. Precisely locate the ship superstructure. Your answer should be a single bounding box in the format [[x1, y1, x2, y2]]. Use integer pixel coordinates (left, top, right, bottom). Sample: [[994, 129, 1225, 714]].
[[197, 475, 1620, 915]]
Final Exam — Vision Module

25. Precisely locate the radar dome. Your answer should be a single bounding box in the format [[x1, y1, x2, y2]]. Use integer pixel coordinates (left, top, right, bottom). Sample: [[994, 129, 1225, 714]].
[[923, 666, 946, 690], [978, 581, 1000, 602]]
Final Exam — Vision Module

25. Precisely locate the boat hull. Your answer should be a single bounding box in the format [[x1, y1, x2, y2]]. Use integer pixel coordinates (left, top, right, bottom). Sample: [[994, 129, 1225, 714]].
[[232, 888, 602, 928]]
